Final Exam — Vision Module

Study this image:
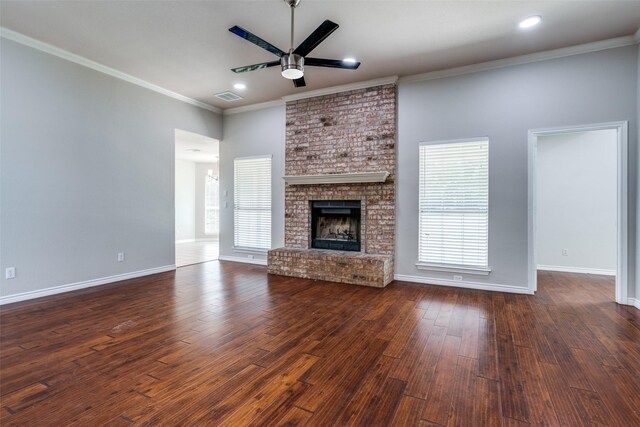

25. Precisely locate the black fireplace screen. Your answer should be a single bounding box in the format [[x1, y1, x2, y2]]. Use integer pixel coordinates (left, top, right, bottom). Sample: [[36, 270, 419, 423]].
[[311, 200, 361, 251]]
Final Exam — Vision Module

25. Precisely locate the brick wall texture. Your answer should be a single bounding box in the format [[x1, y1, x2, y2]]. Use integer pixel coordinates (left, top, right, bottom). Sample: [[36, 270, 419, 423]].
[[284, 83, 397, 256]]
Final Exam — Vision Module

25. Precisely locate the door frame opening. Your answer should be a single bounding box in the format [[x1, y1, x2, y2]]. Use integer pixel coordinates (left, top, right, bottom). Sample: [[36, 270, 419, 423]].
[[527, 121, 628, 304]]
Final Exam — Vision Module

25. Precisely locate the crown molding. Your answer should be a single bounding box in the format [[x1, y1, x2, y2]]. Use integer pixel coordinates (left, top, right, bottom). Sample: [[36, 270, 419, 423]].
[[0, 27, 222, 114], [400, 35, 637, 84], [281, 76, 398, 103], [223, 99, 285, 115]]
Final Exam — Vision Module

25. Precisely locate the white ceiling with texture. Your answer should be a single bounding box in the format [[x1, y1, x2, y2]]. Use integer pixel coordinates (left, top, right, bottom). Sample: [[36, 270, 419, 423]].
[[175, 129, 219, 163], [1, 1, 639, 110]]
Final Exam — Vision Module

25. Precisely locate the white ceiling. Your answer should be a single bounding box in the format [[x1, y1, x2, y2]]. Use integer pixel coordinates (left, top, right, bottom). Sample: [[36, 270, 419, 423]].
[[1, 1, 639, 110], [175, 129, 219, 163]]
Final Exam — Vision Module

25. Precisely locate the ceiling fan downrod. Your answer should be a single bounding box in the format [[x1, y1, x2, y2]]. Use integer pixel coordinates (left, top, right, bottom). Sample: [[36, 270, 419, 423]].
[[281, 0, 304, 80]]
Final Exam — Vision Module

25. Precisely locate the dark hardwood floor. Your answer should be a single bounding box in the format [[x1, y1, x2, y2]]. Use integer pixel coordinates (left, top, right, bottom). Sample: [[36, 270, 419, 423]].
[[1, 263, 639, 426]]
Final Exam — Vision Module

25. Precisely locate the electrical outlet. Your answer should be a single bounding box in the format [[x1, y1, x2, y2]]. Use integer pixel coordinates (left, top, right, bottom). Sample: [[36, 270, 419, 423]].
[[453, 275, 463, 281], [562, 248, 568, 256], [117, 252, 125, 262], [5, 267, 16, 280], [248, 254, 254, 260]]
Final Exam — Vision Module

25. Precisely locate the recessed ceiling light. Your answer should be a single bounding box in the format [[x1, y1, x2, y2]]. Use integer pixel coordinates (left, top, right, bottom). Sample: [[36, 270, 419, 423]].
[[342, 57, 357, 64], [233, 83, 246, 90], [186, 148, 201, 152], [519, 15, 542, 29]]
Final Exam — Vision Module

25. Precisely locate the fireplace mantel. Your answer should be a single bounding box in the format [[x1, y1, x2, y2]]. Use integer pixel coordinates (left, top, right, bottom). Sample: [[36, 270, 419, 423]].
[[283, 172, 390, 186]]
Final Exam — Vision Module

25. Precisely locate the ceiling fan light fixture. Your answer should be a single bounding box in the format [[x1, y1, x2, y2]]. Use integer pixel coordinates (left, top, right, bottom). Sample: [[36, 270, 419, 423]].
[[281, 54, 304, 79]]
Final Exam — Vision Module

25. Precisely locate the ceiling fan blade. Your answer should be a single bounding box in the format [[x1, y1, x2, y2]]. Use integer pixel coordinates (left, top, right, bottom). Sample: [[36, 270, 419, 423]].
[[293, 76, 306, 88], [305, 58, 361, 69], [229, 25, 286, 57], [231, 61, 281, 73], [293, 20, 339, 57]]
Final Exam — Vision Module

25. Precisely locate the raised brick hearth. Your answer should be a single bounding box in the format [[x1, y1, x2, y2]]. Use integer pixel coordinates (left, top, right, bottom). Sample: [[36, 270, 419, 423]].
[[268, 248, 393, 288], [267, 83, 397, 287]]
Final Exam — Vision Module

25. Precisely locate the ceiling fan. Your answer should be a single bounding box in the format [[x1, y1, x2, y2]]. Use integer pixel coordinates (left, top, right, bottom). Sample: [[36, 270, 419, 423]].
[[228, 0, 361, 88]]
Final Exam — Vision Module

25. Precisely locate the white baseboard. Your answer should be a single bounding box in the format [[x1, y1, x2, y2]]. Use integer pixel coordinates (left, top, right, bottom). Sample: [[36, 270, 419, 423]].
[[628, 298, 640, 310], [218, 255, 267, 266], [394, 274, 533, 294], [537, 265, 616, 276], [0, 265, 176, 306]]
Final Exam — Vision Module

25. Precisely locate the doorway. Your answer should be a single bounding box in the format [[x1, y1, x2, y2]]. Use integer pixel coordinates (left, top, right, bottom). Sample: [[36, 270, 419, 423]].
[[528, 122, 628, 304], [175, 129, 220, 267]]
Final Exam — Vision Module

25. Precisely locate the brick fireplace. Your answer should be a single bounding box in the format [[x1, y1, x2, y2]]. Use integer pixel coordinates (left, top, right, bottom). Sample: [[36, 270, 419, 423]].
[[267, 83, 397, 287]]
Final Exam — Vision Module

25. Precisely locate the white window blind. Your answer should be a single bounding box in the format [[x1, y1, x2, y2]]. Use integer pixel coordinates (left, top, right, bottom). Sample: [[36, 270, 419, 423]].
[[234, 156, 272, 250], [419, 139, 489, 269]]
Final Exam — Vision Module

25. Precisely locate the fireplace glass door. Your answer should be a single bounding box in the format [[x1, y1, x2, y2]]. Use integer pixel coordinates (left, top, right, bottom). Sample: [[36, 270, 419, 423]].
[[311, 200, 361, 252]]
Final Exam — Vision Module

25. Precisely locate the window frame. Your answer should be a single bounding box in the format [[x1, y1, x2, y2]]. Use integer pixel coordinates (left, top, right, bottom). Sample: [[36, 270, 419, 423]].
[[416, 137, 491, 276], [233, 154, 273, 253], [204, 170, 219, 236]]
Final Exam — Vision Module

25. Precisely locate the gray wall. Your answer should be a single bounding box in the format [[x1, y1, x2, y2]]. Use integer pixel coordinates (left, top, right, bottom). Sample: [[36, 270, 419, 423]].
[[0, 38, 222, 298], [536, 130, 617, 273], [397, 45, 638, 294], [219, 106, 285, 262], [637, 43, 640, 302]]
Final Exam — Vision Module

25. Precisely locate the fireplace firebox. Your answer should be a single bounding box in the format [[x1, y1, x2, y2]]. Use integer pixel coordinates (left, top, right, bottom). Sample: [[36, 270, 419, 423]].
[[311, 200, 361, 252]]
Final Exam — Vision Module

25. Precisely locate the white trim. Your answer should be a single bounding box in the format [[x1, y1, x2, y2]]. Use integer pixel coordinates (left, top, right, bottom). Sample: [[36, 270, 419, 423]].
[[281, 76, 398, 102], [528, 121, 629, 305], [283, 171, 389, 185], [223, 100, 285, 115], [537, 265, 616, 276], [0, 265, 176, 306], [628, 298, 640, 310], [219, 255, 267, 266], [232, 246, 268, 255], [419, 136, 489, 147], [0, 27, 221, 114], [400, 36, 637, 84], [234, 154, 273, 161], [415, 263, 491, 276], [394, 274, 532, 295]]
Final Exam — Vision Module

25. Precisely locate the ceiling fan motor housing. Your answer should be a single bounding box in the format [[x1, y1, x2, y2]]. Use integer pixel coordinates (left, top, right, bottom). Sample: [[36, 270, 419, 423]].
[[284, 0, 301, 8], [281, 54, 304, 79]]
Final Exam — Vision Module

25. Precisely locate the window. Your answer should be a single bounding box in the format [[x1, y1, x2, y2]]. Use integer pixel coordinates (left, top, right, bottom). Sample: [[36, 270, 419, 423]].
[[204, 169, 219, 236], [418, 138, 489, 272], [234, 155, 272, 250]]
